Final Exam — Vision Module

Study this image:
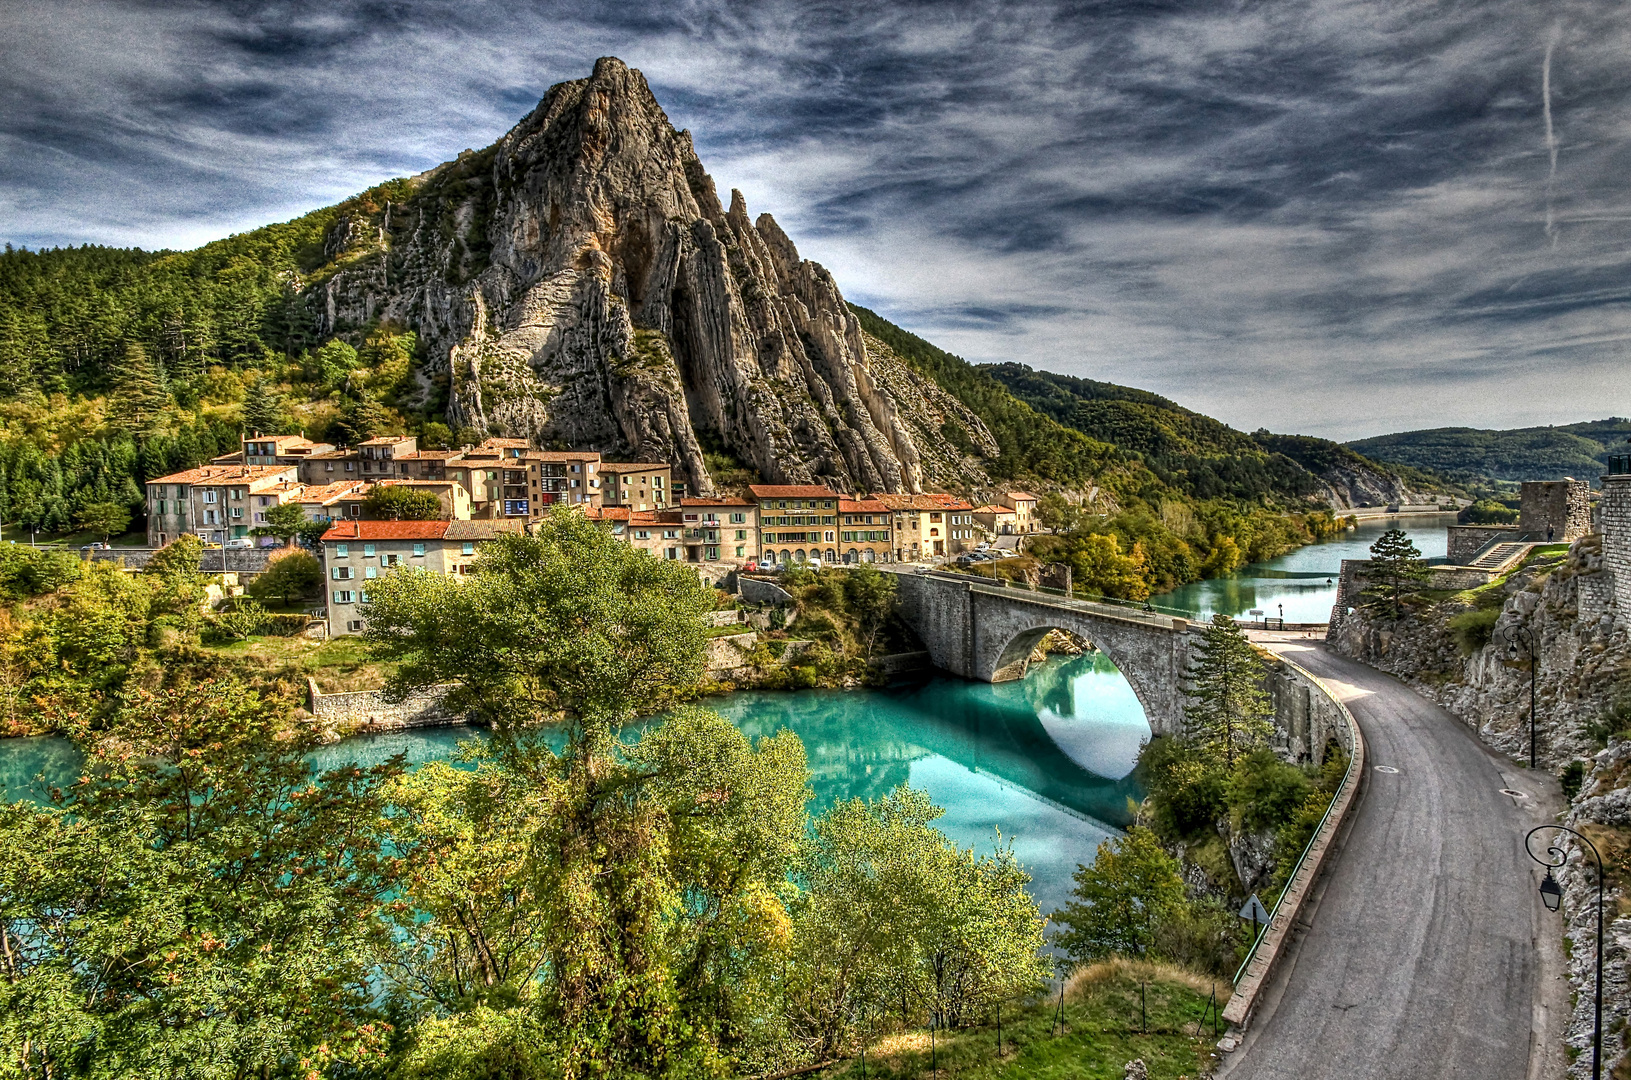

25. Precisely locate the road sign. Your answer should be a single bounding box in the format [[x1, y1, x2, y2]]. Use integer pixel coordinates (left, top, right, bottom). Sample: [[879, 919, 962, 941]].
[[1240, 894, 1270, 924]]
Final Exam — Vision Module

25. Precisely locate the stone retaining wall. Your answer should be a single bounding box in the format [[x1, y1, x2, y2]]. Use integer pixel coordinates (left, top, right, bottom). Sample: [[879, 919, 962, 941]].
[[306, 678, 462, 730], [738, 576, 793, 606], [1447, 525, 1517, 564]]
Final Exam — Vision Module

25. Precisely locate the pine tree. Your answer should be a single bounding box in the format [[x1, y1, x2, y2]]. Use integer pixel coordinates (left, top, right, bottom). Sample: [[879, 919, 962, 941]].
[[1362, 528, 1429, 619], [1183, 614, 1274, 766], [242, 375, 286, 435], [336, 393, 388, 445], [106, 342, 168, 433]]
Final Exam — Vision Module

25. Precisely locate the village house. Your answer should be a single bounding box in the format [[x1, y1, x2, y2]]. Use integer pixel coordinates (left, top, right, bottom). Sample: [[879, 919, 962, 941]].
[[679, 497, 756, 563], [319, 520, 452, 636], [626, 508, 685, 560], [444, 519, 526, 577], [748, 484, 840, 564], [600, 462, 672, 511], [144, 463, 302, 547], [972, 502, 1020, 536], [873, 493, 975, 561], [839, 497, 895, 564], [1000, 491, 1041, 533]]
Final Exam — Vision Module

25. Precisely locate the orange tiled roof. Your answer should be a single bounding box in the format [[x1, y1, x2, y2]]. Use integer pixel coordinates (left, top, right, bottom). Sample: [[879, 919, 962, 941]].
[[1004, 491, 1039, 502], [584, 506, 631, 521], [748, 484, 839, 499], [297, 481, 366, 504], [840, 499, 891, 514], [320, 520, 451, 542], [147, 464, 297, 487], [598, 462, 669, 471], [872, 494, 952, 511], [973, 504, 1015, 515], [681, 496, 752, 507]]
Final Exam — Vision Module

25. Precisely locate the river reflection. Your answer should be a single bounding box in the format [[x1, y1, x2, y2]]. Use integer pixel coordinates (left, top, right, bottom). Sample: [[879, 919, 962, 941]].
[[0, 652, 1149, 918]]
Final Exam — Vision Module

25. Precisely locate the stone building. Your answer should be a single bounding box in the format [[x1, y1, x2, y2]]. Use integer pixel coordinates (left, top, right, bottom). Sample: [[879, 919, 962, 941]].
[[320, 520, 453, 635], [748, 484, 840, 564], [679, 497, 756, 562], [1518, 479, 1591, 542], [144, 463, 303, 547]]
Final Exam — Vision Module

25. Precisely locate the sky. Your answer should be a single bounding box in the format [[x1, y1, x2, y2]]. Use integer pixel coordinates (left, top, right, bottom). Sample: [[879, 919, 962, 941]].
[[5, 0, 1631, 441]]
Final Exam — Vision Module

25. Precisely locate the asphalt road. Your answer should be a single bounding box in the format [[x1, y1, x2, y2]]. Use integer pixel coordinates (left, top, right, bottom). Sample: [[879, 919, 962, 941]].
[[1221, 640, 1563, 1080]]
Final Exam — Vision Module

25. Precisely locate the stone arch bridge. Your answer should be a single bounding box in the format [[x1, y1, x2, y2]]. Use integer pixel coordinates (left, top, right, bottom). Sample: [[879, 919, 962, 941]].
[[893, 571, 1196, 735]]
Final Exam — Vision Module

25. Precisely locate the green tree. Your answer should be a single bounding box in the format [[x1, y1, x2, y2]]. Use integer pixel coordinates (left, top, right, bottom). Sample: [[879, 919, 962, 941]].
[[105, 341, 168, 433], [1052, 826, 1187, 960], [1183, 614, 1274, 766], [0, 680, 404, 1078], [337, 392, 388, 444], [241, 372, 286, 434], [841, 563, 897, 658], [247, 549, 322, 605], [311, 337, 361, 388], [364, 484, 443, 520], [786, 786, 1049, 1054], [75, 499, 131, 543], [249, 499, 309, 544], [361, 504, 713, 729], [1362, 528, 1429, 618]]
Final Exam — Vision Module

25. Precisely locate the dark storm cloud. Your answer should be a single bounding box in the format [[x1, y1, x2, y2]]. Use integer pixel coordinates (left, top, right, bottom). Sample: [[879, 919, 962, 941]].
[[5, 0, 1631, 437]]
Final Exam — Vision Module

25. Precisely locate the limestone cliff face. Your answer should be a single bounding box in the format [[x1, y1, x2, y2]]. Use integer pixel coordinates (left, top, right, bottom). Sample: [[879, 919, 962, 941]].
[[315, 57, 993, 496]]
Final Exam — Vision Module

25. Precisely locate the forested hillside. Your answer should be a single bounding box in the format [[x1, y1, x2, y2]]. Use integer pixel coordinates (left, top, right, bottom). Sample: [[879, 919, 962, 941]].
[[1349, 420, 1631, 489], [980, 361, 1452, 508]]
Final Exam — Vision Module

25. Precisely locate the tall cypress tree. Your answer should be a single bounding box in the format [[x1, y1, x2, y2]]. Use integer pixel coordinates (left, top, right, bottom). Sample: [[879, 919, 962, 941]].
[[1183, 614, 1274, 766], [106, 342, 168, 433]]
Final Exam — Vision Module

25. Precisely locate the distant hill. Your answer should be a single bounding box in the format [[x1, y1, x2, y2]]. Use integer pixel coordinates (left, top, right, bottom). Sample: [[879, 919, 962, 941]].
[[1348, 420, 1631, 489], [981, 362, 1455, 509]]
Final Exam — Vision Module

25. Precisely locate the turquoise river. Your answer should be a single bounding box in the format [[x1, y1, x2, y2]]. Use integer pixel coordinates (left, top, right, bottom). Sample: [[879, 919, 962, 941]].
[[0, 513, 1451, 916]]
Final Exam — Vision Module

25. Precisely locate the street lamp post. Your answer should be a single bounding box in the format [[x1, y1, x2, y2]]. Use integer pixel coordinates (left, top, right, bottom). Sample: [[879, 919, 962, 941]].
[[1499, 623, 1539, 767], [1527, 825, 1603, 1080]]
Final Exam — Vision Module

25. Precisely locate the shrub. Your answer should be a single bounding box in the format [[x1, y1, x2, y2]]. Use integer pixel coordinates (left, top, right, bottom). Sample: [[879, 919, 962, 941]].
[[1448, 607, 1501, 654], [1227, 748, 1312, 834], [1138, 737, 1227, 842], [1561, 760, 1585, 802]]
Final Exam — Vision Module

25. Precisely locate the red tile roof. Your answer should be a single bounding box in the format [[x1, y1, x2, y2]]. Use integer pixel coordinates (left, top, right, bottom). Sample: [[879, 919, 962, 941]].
[[840, 499, 891, 514], [681, 497, 752, 507], [147, 464, 297, 486], [320, 520, 451, 542], [1004, 491, 1039, 502], [598, 462, 669, 471], [584, 506, 631, 521], [748, 484, 839, 499]]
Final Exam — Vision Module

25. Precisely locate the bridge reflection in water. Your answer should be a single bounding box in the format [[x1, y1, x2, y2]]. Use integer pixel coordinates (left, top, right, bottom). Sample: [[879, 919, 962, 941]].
[[713, 652, 1151, 914]]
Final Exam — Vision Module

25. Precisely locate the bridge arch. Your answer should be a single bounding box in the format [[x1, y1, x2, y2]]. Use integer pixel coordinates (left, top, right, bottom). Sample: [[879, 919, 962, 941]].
[[893, 572, 1194, 736]]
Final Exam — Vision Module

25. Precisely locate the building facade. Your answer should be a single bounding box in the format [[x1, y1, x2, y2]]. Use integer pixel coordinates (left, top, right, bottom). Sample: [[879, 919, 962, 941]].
[[748, 484, 839, 564], [600, 463, 672, 511], [320, 520, 452, 635], [145, 464, 302, 546], [679, 497, 756, 562], [839, 498, 895, 563]]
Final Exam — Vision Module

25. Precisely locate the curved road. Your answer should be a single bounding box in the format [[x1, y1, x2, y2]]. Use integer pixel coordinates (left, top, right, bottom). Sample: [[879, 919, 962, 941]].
[[1221, 640, 1565, 1080]]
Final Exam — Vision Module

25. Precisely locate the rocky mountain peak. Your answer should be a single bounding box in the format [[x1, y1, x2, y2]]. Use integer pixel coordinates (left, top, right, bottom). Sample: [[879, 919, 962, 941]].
[[319, 57, 995, 496]]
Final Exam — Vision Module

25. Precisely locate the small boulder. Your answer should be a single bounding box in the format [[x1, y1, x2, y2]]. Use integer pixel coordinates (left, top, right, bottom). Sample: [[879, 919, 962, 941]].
[[1123, 1060, 1148, 1080]]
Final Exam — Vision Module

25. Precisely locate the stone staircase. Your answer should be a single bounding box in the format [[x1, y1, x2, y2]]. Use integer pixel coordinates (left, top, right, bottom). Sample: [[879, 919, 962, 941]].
[[1467, 541, 1532, 571]]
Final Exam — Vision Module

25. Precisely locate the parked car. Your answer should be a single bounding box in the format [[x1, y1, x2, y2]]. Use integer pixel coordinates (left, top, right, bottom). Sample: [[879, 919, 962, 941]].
[[79, 542, 109, 552], [806, 558, 823, 572], [223, 538, 255, 549]]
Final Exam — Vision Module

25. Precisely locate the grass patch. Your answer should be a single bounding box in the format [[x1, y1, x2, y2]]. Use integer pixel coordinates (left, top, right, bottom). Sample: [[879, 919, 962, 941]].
[[195, 633, 395, 694], [818, 963, 1218, 1080]]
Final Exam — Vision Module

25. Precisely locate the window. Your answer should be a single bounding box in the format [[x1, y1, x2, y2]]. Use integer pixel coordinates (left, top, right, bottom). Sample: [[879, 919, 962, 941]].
[[635, 530, 649, 540], [735, 530, 746, 541], [331, 566, 353, 580], [365, 566, 377, 580], [462, 541, 475, 555], [663, 530, 678, 540], [359, 591, 370, 603], [232, 507, 243, 519], [363, 543, 376, 557], [412, 542, 425, 557], [325, 462, 334, 472], [333, 590, 354, 604], [736, 546, 745, 557], [335, 543, 349, 556], [204, 490, 217, 503], [824, 500, 834, 509], [345, 462, 355, 472], [346, 620, 363, 632], [730, 512, 744, 524]]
